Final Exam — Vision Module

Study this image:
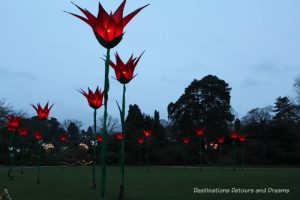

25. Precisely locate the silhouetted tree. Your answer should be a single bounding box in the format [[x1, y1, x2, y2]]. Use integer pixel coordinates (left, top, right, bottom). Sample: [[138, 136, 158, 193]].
[[273, 96, 297, 122], [98, 115, 121, 134], [168, 75, 234, 141], [294, 77, 300, 104]]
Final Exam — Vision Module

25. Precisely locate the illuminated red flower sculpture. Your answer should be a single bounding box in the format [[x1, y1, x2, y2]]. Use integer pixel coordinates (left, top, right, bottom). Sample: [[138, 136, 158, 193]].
[[217, 137, 224, 144], [230, 132, 239, 140], [109, 52, 144, 84], [33, 132, 42, 140], [67, 0, 149, 49], [96, 134, 103, 143], [32, 103, 53, 120], [195, 128, 204, 136], [19, 127, 28, 136], [59, 133, 68, 142], [239, 134, 246, 142], [143, 129, 153, 137], [79, 87, 104, 109], [182, 137, 190, 144], [6, 116, 21, 131], [137, 137, 145, 144], [116, 132, 124, 140]]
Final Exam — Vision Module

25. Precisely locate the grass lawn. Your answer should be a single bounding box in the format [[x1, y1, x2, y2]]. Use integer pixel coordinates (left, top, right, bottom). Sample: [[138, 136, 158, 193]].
[[0, 166, 300, 200]]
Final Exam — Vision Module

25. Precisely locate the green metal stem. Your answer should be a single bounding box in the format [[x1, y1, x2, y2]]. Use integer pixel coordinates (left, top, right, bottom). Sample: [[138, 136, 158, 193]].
[[184, 144, 187, 170], [37, 142, 41, 184], [21, 136, 24, 174], [118, 84, 126, 200], [92, 109, 97, 189], [241, 144, 244, 170], [146, 138, 150, 172], [198, 136, 202, 172], [232, 140, 236, 171], [37, 121, 43, 184], [100, 48, 110, 200], [139, 144, 142, 166], [9, 133, 14, 180], [219, 144, 223, 170]]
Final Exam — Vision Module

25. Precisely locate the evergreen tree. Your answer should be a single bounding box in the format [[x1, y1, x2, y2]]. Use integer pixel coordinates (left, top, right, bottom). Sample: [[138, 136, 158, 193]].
[[273, 96, 296, 122], [168, 75, 234, 141]]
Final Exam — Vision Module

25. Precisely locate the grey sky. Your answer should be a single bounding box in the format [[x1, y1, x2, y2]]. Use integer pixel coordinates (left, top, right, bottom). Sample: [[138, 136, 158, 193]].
[[1, 0, 299, 127]]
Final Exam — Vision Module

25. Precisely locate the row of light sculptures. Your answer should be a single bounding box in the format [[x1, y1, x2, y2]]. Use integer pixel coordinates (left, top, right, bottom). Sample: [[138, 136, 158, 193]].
[[5, 110, 153, 184], [182, 128, 247, 171], [6, 115, 150, 157], [66, 0, 149, 199], [5, 0, 149, 198], [5, 103, 53, 183]]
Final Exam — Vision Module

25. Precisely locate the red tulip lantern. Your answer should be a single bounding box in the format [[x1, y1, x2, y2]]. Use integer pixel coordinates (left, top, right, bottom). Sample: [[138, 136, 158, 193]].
[[217, 137, 224, 144], [143, 129, 153, 137], [116, 132, 124, 140], [6, 116, 21, 132], [137, 137, 145, 144], [67, 0, 149, 49], [230, 132, 239, 140], [109, 52, 144, 84], [239, 134, 246, 142], [33, 132, 42, 140], [19, 127, 28, 137], [79, 87, 104, 110], [59, 133, 68, 142], [195, 128, 204, 136], [32, 103, 53, 120], [182, 137, 190, 144], [96, 134, 103, 143]]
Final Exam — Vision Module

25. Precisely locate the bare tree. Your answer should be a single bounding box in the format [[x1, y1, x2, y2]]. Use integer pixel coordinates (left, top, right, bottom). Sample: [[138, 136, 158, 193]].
[[97, 115, 121, 134], [294, 77, 300, 104], [62, 119, 84, 130], [242, 106, 273, 125], [0, 99, 27, 128], [0, 99, 13, 128]]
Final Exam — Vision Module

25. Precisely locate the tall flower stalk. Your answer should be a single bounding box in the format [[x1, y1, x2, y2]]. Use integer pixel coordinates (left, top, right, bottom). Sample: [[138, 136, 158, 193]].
[[182, 137, 190, 170], [217, 137, 224, 170], [59, 133, 68, 171], [6, 116, 21, 180], [101, 49, 110, 197], [96, 134, 103, 165], [19, 127, 28, 174], [143, 129, 153, 173], [92, 109, 97, 189], [230, 132, 239, 171], [66, 1, 148, 198], [32, 102, 53, 184], [36, 131, 42, 184], [137, 137, 145, 165], [239, 134, 246, 170], [115, 132, 124, 172], [195, 128, 204, 171], [79, 87, 104, 189], [8, 133, 14, 180], [110, 52, 144, 200]]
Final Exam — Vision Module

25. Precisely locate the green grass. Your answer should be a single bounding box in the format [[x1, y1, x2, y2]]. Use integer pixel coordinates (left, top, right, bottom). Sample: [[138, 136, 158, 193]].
[[1, 166, 300, 200]]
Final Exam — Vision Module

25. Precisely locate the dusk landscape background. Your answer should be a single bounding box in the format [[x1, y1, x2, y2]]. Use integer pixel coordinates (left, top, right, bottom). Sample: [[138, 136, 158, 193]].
[[1, 0, 300, 127]]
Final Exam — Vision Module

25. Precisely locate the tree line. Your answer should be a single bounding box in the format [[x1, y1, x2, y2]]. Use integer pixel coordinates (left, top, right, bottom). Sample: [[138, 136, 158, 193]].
[[0, 75, 299, 166]]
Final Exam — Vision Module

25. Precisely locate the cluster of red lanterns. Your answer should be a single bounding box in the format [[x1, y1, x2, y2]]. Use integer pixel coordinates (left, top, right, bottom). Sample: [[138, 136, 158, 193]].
[[6, 103, 68, 142], [134, 129, 153, 144], [181, 129, 247, 146], [230, 132, 247, 143]]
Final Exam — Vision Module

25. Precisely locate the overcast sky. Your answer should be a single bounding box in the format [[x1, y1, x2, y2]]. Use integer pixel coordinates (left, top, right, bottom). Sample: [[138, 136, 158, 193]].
[[1, 0, 299, 128]]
